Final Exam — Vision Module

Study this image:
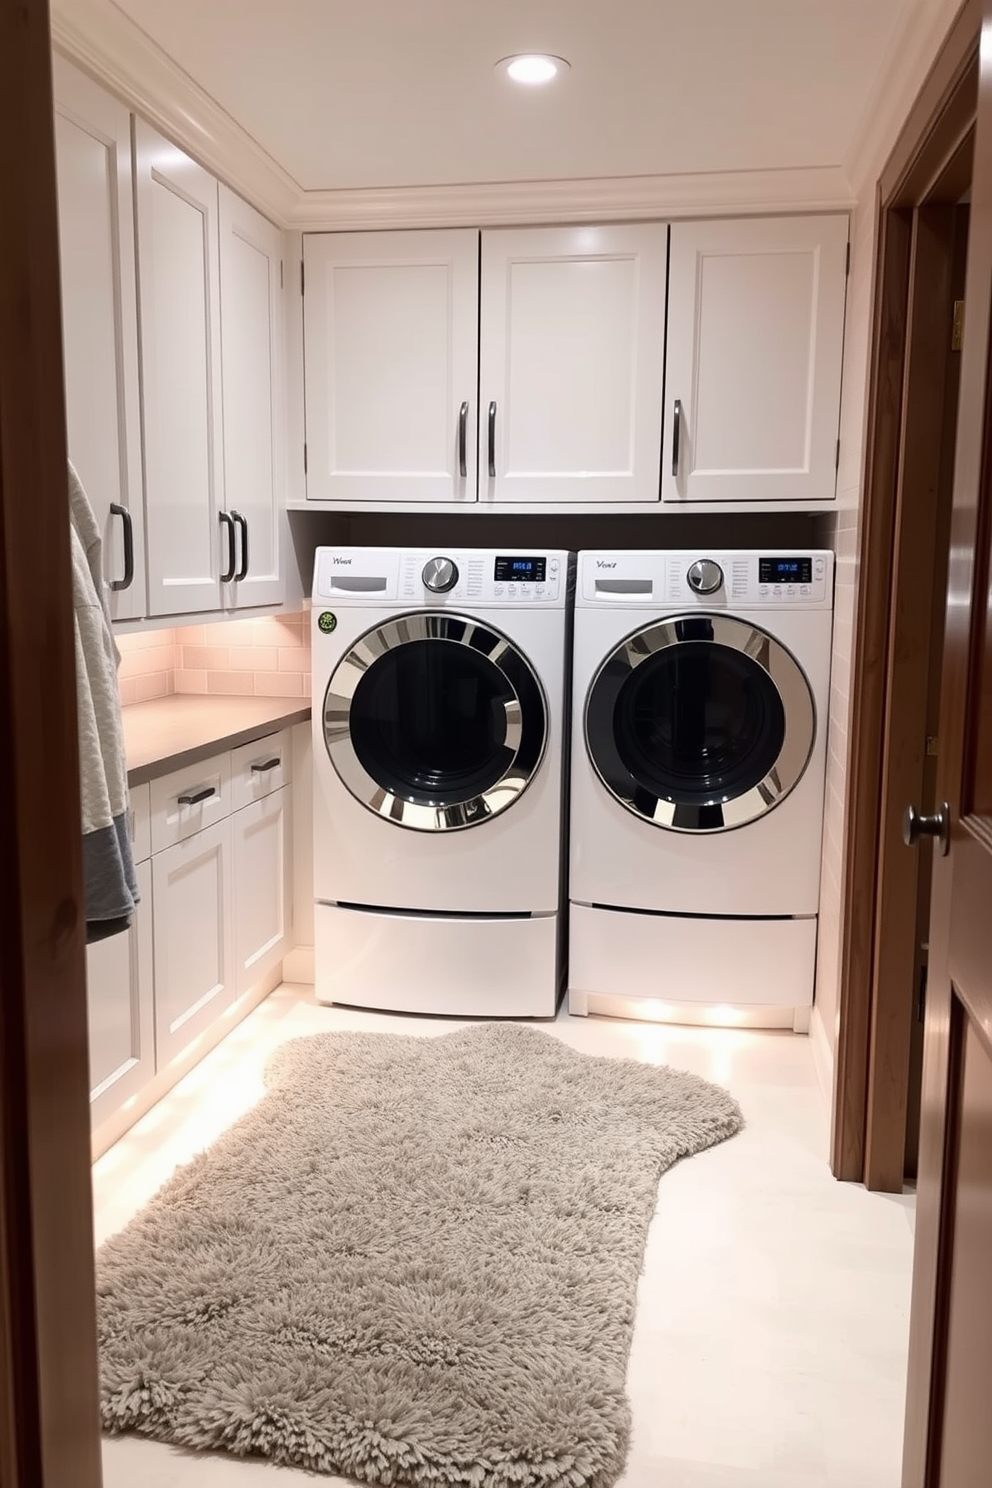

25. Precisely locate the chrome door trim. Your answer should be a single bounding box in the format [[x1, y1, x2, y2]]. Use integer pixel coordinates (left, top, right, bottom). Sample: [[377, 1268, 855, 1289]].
[[323, 612, 547, 831], [585, 613, 816, 833]]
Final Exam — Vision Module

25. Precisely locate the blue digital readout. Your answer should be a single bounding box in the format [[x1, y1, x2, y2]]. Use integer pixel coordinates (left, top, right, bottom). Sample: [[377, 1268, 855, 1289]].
[[759, 556, 813, 584], [494, 555, 547, 582]]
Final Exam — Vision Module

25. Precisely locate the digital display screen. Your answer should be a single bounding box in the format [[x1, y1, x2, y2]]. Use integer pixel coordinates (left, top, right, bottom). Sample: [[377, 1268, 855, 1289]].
[[759, 556, 813, 584], [494, 555, 547, 582]]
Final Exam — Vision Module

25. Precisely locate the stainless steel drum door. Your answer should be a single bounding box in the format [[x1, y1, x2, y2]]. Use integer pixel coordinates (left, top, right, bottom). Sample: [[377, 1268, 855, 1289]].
[[585, 613, 816, 832], [323, 613, 548, 831]]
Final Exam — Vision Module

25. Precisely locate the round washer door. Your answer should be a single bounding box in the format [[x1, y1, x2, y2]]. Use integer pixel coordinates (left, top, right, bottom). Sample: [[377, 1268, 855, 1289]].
[[585, 613, 816, 832], [322, 613, 548, 831]]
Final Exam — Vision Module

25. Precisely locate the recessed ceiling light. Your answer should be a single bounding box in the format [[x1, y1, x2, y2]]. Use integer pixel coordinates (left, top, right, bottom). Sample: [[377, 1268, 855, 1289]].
[[498, 54, 570, 86]]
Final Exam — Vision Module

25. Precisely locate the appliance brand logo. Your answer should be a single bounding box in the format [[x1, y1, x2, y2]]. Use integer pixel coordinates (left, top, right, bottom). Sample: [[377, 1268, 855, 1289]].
[[596, 560, 618, 569], [331, 556, 352, 565]]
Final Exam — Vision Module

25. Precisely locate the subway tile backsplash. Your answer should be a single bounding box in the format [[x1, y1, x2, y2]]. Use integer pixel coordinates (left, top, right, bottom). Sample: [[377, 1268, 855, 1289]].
[[116, 611, 311, 705]]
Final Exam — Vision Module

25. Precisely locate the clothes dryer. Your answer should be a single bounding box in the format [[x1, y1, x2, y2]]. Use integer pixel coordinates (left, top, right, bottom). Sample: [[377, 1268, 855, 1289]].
[[569, 550, 834, 1027], [312, 547, 573, 1016]]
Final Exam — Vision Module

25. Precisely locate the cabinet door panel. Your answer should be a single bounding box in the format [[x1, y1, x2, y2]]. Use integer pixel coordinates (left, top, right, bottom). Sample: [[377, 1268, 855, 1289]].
[[662, 215, 848, 504], [152, 818, 234, 1068], [135, 122, 224, 614], [220, 185, 284, 607], [53, 59, 145, 618], [233, 787, 291, 997], [86, 859, 153, 1129], [304, 230, 479, 503], [480, 225, 668, 504]]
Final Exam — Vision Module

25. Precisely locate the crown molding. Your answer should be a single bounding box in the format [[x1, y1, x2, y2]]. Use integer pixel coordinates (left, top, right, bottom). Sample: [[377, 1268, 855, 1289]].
[[50, 0, 856, 233], [843, 0, 969, 201], [287, 167, 854, 231], [50, 0, 299, 225]]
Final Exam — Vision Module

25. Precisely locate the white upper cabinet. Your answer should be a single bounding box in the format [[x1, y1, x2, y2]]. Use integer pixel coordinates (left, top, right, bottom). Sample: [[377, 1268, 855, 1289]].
[[53, 59, 145, 618], [135, 121, 224, 615], [661, 215, 849, 504], [479, 225, 669, 504], [303, 230, 479, 503], [219, 185, 285, 607]]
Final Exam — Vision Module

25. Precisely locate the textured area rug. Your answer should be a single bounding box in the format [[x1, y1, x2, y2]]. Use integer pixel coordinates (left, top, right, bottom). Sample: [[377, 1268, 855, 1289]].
[[97, 1023, 743, 1486]]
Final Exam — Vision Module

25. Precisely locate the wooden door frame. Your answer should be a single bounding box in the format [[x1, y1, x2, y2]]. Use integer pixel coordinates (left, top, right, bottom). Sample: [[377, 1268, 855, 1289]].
[[0, 0, 103, 1483], [831, 0, 981, 1184]]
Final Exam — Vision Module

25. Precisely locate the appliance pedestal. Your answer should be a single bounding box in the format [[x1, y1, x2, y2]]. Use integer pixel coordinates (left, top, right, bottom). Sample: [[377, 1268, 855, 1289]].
[[315, 902, 561, 1017], [568, 902, 816, 1029]]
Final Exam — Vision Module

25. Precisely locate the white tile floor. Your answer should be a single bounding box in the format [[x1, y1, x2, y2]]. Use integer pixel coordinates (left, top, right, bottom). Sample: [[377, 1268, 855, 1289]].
[[93, 987, 916, 1488]]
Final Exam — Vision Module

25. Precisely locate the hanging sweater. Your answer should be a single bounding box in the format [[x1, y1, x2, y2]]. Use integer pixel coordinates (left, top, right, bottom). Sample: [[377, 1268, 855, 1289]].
[[69, 462, 138, 942]]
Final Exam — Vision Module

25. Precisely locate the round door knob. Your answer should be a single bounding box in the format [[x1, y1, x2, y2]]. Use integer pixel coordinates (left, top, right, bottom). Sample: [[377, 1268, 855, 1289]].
[[902, 801, 950, 856], [687, 559, 724, 595], [422, 556, 459, 593]]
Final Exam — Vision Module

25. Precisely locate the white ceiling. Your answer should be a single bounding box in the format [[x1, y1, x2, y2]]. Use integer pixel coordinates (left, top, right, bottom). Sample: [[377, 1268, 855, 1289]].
[[109, 0, 908, 193]]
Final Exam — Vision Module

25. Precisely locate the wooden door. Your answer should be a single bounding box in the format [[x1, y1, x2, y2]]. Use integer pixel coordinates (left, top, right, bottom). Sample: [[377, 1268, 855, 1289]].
[[661, 215, 848, 505], [134, 120, 224, 616], [152, 818, 234, 1069], [303, 229, 479, 504], [53, 57, 145, 619], [902, 10, 992, 1480], [479, 224, 668, 505], [219, 184, 284, 609], [232, 787, 292, 997]]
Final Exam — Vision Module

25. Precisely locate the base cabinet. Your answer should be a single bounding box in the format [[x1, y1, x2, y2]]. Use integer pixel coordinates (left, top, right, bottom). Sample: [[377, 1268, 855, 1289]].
[[233, 787, 292, 997], [87, 737, 294, 1139], [152, 816, 236, 1070], [85, 858, 154, 1130]]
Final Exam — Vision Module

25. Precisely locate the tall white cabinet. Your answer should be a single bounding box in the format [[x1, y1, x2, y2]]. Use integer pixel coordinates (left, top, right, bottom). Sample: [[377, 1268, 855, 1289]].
[[134, 121, 285, 616], [303, 229, 479, 504], [53, 58, 146, 617], [661, 215, 849, 504], [480, 226, 668, 504], [134, 122, 225, 616]]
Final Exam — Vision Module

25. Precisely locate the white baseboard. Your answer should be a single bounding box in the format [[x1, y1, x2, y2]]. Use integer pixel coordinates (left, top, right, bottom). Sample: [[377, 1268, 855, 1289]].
[[809, 1004, 835, 1114], [282, 943, 314, 984]]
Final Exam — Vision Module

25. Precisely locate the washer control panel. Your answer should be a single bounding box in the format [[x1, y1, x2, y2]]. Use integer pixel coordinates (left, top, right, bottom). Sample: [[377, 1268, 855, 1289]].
[[579, 551, 833, 608], [313, 548, 571, 607]]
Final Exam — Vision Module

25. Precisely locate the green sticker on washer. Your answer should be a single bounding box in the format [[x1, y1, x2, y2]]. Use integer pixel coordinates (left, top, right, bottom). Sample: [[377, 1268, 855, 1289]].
[[317, 611, 337, 633]]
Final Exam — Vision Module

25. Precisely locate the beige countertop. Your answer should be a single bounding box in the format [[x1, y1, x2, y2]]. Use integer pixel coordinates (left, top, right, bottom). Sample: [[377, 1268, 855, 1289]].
[[123, 696, 311, 785]]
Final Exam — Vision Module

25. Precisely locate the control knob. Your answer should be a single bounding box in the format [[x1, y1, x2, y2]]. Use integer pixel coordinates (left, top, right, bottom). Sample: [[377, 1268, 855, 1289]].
[[422, 556, 459, 593], [687, 559, 724, 595]]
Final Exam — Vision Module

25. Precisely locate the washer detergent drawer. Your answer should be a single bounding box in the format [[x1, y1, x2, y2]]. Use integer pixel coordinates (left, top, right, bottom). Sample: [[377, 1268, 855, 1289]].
[[569, 903, 816, 1012], [315, 903, 559, 1018]]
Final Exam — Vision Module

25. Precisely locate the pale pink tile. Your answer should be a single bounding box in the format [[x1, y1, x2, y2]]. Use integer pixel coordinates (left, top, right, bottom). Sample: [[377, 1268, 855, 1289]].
[[220, 615, 259, 646], [278, 647, 309, 672], [230, 645, 277, 672], [206, 672, 255, 696], [182, 644, 230, 671], [254, 672, 303, 697], [133, 673, 173, 702], [118, 677, 139, 706], [116, 627, 176, 653], [174, 669, 208, 694], [253, 615, 304, 647], [174, 624, 206, 645], [117, 643, 176, 680]]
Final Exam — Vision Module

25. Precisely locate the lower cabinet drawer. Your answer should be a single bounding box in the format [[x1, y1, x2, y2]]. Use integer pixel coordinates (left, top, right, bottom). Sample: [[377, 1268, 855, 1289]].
[[230, 730, 292, 812]]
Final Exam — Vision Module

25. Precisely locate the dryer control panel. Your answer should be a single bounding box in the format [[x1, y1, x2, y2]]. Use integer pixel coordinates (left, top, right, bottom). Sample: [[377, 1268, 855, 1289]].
[[313, 548, 573, 607], [578, 550, 834, 609]]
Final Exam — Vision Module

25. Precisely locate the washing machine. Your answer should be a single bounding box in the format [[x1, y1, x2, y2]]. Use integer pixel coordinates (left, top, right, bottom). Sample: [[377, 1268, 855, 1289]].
[[311, 546, 573, 1017], [569, 549, 834, 1028]]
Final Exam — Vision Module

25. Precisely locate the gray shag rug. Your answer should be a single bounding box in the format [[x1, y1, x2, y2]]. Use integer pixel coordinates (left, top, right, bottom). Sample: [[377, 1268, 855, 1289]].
[[97, 1022, 743, 1486]]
